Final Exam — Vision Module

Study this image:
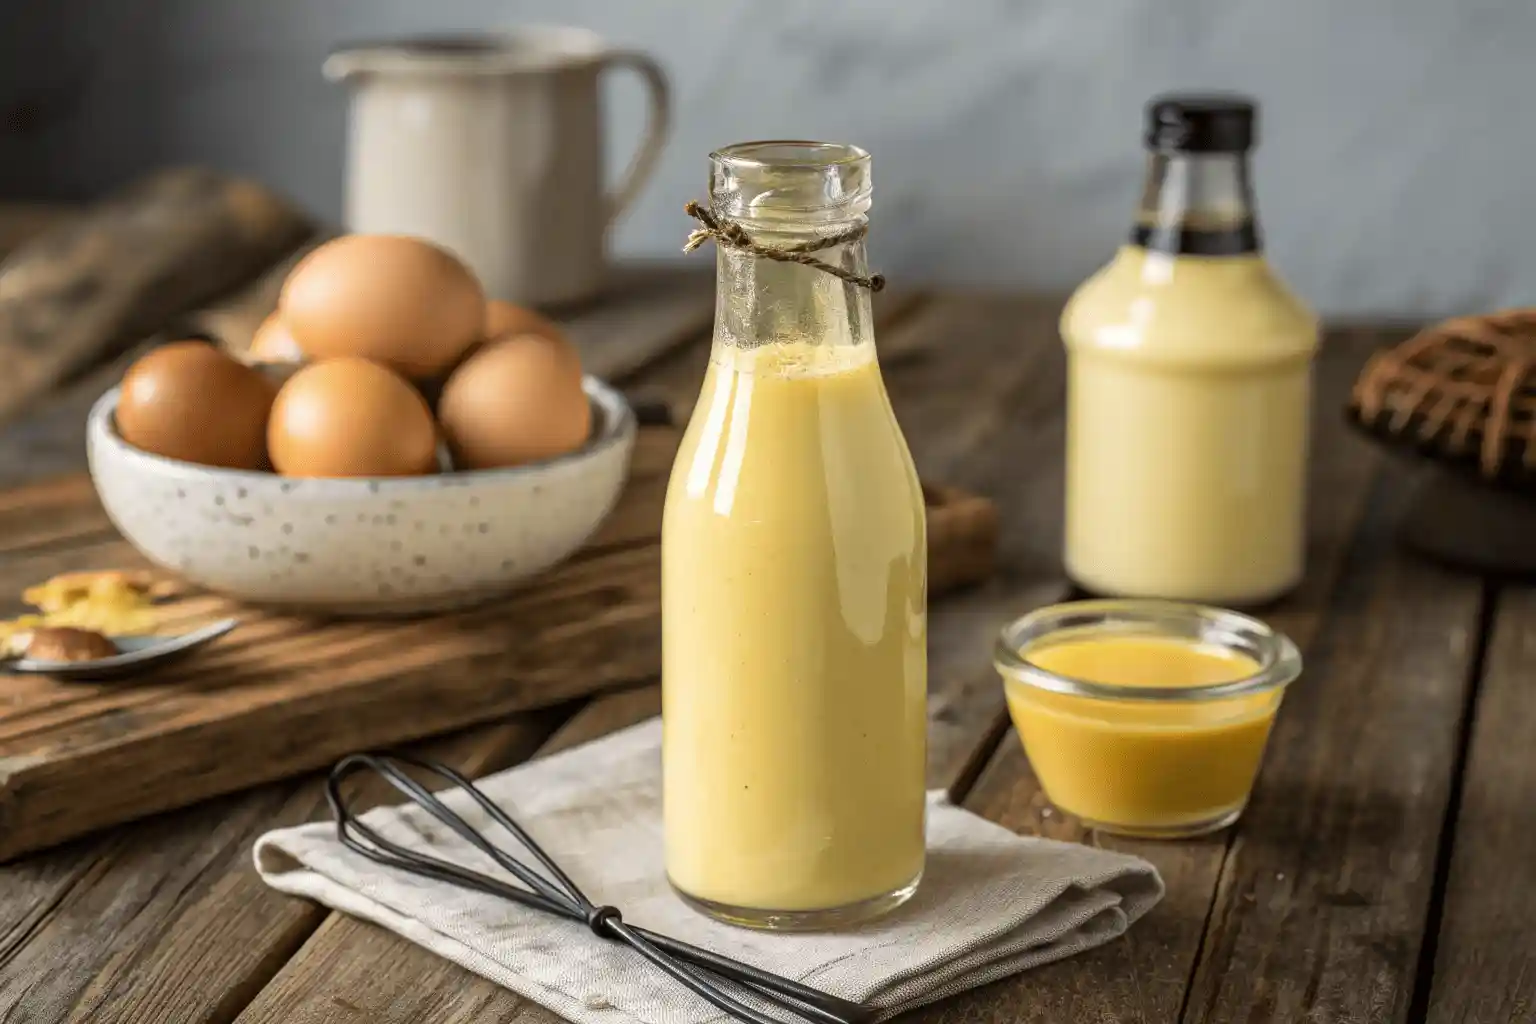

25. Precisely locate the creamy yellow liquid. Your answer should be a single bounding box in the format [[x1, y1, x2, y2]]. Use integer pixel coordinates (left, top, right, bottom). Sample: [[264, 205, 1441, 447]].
[[1006, 635, 1281, 833], [661, 340, 927, 913], [1061, 246, 1318, 604]]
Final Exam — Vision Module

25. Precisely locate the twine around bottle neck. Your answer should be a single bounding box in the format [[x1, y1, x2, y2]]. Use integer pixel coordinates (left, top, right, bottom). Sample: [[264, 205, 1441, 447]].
[[682, 201, 885, 292]]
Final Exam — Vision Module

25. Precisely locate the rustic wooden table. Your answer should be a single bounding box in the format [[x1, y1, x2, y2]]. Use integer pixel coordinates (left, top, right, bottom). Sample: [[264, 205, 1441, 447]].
[[0, 240, 1530, 1021]]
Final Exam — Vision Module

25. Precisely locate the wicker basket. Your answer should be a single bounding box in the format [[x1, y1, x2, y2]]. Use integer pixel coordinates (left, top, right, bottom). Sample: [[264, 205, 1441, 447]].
[[1348, 309, 1536, 493]]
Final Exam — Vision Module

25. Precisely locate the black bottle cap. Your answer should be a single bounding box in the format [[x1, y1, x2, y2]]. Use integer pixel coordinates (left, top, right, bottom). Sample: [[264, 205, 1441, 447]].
[[1145, 94, 1257, 153]]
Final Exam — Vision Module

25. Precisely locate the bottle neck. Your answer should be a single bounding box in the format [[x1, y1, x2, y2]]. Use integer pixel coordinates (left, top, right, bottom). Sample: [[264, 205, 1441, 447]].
[[712, 223, 875, 352], [1130, 152, 1260, 256]]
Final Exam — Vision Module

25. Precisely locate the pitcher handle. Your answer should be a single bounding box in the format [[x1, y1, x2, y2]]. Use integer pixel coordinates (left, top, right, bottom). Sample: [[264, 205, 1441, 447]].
[[599, 51, 671, 226]]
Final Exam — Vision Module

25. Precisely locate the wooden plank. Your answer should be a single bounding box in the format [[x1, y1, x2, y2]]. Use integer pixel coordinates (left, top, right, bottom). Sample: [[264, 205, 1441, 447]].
[[0, 422, 997, 863], [0, 474, 112, 556], [1177, 326, 1483, 1023], [232, 686, 665, 1024], [0, 708, 573, 1023], [561, 266, 714, 383], [230, 292, 1072, 1024], [1424, 583, 1536, 1024], [912, 325, 1420, 1024], [0, 169, 311, 428], [0, 225, 336, 487], [0, 266, 303, 489], [1180, 483, 1483, 1022], [879, 294, 1076, 796], [0, 431, 672, 861], [0, 203, 77, 261]]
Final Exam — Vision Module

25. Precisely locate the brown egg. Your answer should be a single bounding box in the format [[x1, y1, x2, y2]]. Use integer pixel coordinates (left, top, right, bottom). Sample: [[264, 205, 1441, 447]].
[[268, 358, 438, 478], [438, 335, 592, 470], [486, 300, 559, 342], [484, 300, 582, 380], [116, 341, 277, 469], [280, 235, 485, 378], [248, 313, 304, 363]]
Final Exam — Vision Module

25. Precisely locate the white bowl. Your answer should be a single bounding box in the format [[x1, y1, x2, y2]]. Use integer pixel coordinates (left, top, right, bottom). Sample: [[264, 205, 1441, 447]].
[[87, 377, 636, 615]]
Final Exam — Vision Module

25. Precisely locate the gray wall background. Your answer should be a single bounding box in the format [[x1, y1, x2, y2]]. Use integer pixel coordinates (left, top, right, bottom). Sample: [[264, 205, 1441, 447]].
[[1, 0, 1531, 319]]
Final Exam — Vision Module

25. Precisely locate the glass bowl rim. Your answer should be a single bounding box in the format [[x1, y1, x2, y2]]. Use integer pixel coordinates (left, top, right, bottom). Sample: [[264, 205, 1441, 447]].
[[993, 598, 1302, 703]]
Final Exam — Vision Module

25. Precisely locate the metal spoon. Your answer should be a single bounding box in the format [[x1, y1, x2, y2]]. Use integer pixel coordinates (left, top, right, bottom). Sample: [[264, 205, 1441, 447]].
[[5, 618, 240, 681]]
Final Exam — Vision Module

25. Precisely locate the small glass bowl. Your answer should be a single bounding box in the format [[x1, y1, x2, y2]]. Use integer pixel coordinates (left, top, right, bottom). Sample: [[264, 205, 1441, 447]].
[[993, 599, 1301, 838]]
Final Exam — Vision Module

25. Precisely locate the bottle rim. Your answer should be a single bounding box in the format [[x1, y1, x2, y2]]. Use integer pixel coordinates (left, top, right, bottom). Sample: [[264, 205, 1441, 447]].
[[709, 140, 873, 219], [711, 140, 871, 169]]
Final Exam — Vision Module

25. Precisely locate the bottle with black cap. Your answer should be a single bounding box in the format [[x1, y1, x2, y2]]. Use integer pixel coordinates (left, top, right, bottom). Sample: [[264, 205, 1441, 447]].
[[1060, 93, 1319, 606]]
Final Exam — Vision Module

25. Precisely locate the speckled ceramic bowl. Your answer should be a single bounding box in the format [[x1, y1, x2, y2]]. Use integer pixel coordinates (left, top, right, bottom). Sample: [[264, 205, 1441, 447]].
[[86, 377, 636, 615]]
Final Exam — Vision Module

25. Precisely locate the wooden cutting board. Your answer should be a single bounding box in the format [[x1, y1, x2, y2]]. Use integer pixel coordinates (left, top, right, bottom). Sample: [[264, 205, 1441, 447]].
[[0, 429, 998, 860]]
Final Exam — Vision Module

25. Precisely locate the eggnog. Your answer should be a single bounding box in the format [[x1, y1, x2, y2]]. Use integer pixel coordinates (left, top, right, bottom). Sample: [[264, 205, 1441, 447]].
[[1062, 95, 1318, 605], [994, 599, 1302, 838], [662, 142, 927, 929]]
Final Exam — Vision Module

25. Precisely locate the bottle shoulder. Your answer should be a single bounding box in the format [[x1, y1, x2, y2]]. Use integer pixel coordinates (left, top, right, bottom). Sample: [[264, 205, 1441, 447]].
[[664, 346, 923, 514], [1061, 246, 1319, 366]]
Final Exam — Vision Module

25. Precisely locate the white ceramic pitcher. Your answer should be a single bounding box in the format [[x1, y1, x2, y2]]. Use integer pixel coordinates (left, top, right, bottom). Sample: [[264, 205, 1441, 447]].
[[326, 28, 670, 307]]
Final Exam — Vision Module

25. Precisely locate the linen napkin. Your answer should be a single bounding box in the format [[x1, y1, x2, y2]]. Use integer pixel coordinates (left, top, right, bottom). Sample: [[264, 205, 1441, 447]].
[[255, 719, 1162, 1024]]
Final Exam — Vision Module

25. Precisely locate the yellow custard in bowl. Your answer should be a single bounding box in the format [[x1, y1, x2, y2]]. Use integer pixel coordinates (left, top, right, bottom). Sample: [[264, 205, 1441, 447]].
[[994, 600, 1300, 837]]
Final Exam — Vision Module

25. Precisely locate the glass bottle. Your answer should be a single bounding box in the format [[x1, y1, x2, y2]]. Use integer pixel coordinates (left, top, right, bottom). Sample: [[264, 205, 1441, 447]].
[[1061, 96, 1319, 605], [661, 141, 927, 930]]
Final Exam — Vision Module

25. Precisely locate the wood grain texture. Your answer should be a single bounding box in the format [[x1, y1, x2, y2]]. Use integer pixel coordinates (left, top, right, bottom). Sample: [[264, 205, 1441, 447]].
[[876, 294, 1076, 797], [1176, 325, 1478, 1024], [0, 473, 111, 554], [0, 169, 311, 428], [911, 325, 1419, 1024], [0, 421, 996, 861], [1181, 473, 1483, 1022], [0, 708, 573, 1024], [560, 266, 715, 383], [0, 427, 670, 862], [922, 485, 999, 609], [232, 687, 666, 1024], [1424, 584, 1536, 1024], [0, 233, 325, 487]]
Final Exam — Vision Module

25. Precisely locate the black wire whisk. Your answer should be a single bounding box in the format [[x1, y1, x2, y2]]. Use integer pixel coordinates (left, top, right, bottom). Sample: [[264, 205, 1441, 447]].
[[326, 752, 876, 1024]]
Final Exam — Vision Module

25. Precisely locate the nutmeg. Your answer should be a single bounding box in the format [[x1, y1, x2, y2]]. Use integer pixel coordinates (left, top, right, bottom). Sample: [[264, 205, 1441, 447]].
[[24, 626, 119, 663]]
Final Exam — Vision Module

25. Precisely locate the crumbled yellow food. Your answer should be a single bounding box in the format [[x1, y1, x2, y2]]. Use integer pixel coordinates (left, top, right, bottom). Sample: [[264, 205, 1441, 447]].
[[23, 570, 159, 613], [1, 570, 164, 654], [35, 597, 156, 636]]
